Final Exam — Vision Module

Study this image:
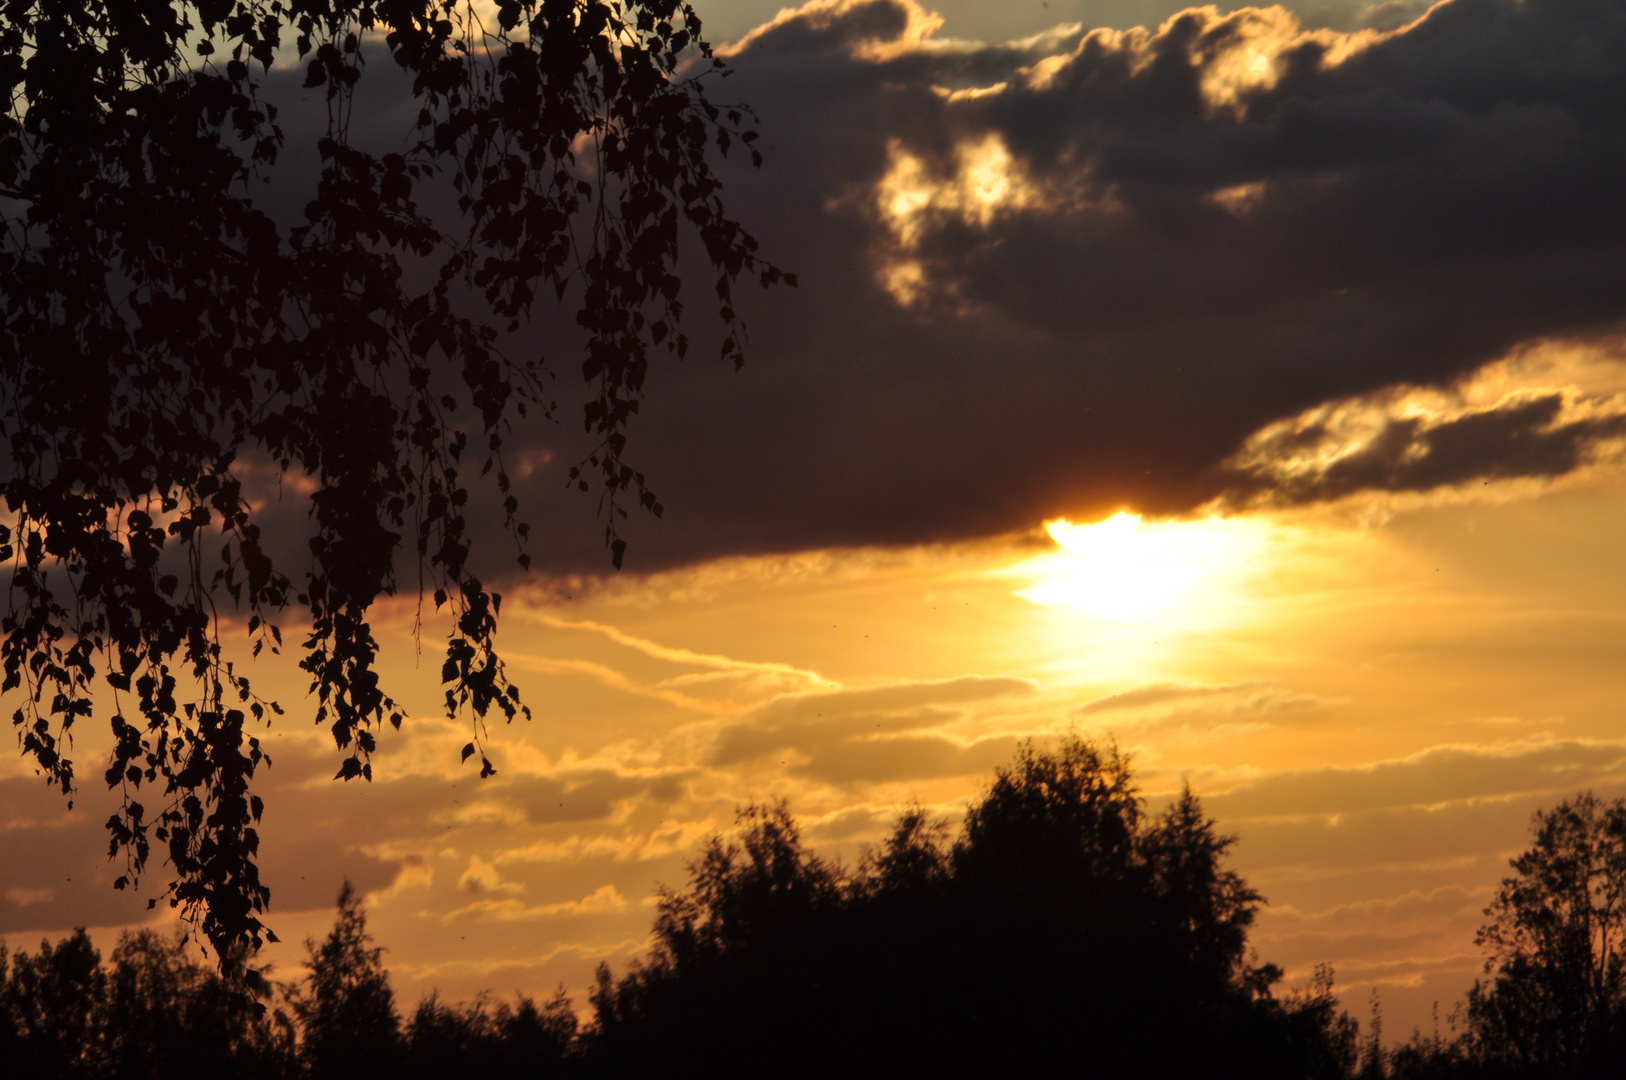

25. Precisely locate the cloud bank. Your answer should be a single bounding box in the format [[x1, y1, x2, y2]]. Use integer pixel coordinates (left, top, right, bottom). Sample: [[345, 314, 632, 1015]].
[[481, 0, 1626, 571]]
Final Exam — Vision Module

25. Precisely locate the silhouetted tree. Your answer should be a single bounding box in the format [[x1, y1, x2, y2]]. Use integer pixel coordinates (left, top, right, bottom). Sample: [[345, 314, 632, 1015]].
[[1, 743, 1385, 1078], [0, 926, 294, 1079], [406, 989, 577, 1080], [939, 740, 1299, 1077], [653, 800, 844, 967], [855, 804, 950, 897], [1466, 792, 1626, 1075], [587, 801, 847, 1076], [0, 0, 787, 971], [1276, 965, 1362, 1080], [1224, 794, 1626, 1080], [101, 928, 295, 1080], [0, 929, 108, 1079], [1142, 784, 1270, 997], [584, 736, 1359, 1080], [291, 881, 403, 1080], [941, 737, 1157, 1071], [1358, 989, 1387, 1080]]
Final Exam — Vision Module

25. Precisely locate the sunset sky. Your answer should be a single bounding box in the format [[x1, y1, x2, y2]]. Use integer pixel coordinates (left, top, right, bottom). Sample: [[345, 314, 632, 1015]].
[[6, 0, 1626, 1044]]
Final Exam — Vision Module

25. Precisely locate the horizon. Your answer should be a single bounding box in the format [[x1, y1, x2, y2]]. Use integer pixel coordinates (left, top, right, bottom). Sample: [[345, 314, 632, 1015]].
[[5, 0, 1626, 1052]]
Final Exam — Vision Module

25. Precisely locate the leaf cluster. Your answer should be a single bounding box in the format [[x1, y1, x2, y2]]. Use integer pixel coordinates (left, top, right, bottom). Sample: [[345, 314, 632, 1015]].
[[0, 0, 786, 975]]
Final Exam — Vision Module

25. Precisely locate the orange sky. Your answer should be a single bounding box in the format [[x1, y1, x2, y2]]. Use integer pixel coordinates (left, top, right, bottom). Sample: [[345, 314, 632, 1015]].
[[6, 0, 1626, 1048], [13, 369, 1626, 1038]]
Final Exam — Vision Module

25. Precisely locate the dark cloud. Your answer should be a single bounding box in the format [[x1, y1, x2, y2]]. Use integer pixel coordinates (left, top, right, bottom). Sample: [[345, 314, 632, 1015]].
[[470, 0, 1626, 573], [1219, 390, 1626, 506], [146, 0, 1626, 579]]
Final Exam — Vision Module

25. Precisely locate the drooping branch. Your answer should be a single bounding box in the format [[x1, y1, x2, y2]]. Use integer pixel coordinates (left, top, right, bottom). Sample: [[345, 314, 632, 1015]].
[[0, 0, 788, 980]]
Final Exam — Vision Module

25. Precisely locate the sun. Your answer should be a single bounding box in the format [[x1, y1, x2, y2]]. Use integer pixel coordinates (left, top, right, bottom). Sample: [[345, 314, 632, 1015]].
[[1013, 511, 1268, 622]]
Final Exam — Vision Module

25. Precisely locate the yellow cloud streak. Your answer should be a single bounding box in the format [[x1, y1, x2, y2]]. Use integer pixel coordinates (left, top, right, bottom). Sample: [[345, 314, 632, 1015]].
[[522, 612, 833, 687]]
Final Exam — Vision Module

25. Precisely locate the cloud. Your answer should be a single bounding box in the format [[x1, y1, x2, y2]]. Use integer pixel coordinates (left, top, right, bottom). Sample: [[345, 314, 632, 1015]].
[[457, 856, 524, 898], [441, 883, 630, 924], [1076, 680, 1338, 718], [154, 0, 1626, 579], [452, 0, 1626, 573], [1066, 680, 1343, 752], [515, 770, 688, 825], [1215, 349, 1626, 507], [709, 675, 1037, 784], [1206, 738, 1626, 822], [438, 860, 632, 924], [1268, 882, 1492, 931]]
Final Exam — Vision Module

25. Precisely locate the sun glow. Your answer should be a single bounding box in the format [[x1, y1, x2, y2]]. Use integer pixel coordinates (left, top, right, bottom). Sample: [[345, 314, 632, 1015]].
[[1013, 511, 1270, 622]]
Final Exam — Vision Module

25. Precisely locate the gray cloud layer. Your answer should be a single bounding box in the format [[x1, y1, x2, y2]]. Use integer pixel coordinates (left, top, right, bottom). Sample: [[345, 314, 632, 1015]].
[[483, 0, 1626, 572], [208, 0, 1626, 578]]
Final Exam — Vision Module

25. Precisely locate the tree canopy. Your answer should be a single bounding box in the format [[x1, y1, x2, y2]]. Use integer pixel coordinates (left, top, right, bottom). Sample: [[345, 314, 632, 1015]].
[[14, 763, 1626, 1077], [586, 736, 1356, 1079], [0, 925, 291, 1079], [289, 882, 400, 1080], [1465, 792, 1626, 1074], [0, 0, 785, 976]]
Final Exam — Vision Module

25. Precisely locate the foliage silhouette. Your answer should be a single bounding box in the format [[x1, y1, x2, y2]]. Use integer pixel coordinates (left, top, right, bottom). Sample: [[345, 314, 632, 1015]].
[[585, 735, 1358, 1080], [54, 741, 1620, 1077], [406, 989, 577, 1080], [0, 926, 294, 1079], [1463, 792, 1626, 1076], [1325, 791, 1626, 1080], [289, 880, 402, 1080], [0, 929, 107, 1079], [22, 775, 1626, 1078], [0, 0, 788, 975]]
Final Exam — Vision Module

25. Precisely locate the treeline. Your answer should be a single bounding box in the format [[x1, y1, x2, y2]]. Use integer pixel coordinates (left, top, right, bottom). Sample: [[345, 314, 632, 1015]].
[[3, 737, 1623, 1079]]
